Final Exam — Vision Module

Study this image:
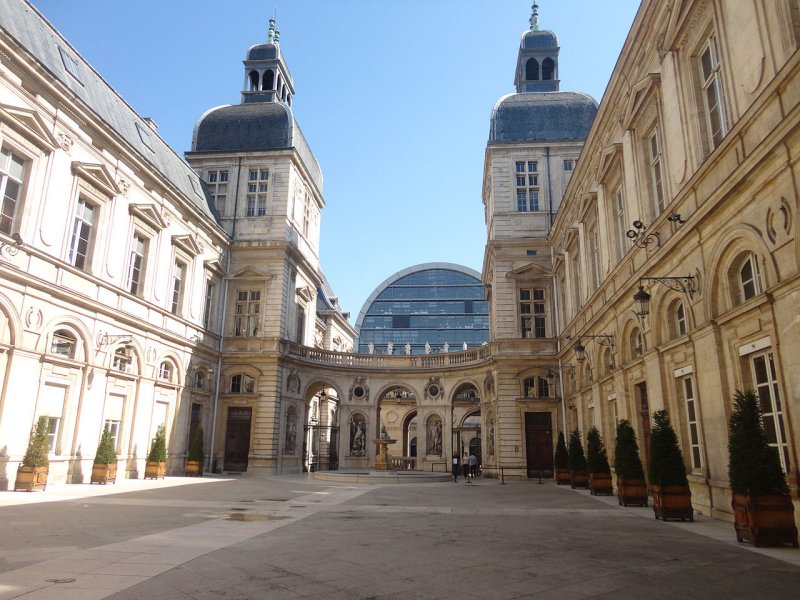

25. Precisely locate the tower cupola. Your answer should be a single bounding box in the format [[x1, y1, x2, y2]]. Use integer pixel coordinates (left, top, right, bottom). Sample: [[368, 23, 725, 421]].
[[514, 2, 560, 93], [242, 15, 295, 106]]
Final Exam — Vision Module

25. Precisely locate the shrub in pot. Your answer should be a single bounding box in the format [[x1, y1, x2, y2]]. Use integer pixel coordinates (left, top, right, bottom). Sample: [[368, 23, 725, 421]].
[[14, 416, 50, 492], [614, 419, 647, 507], [587, 426, 613, 496], [91, 425, 118, 484], [649, 410, 693, 521], [144, 424, 167, 479], [568, 429, 588, 489], [728, 390, 797, 547], [185, 427, 204, 477], [554, 431, 570, 485]]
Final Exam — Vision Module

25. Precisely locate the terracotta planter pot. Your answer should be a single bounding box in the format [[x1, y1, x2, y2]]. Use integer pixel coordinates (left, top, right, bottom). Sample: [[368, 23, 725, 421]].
[[589, 472, 613, 496], [570, 470, 589, 489], [732, 493, 798, 548], [90, 462, 117, 484], [185, 460, 203, 477], [144, 461, 166, 480], [555, 467, 571, 486], [14, 465, 48, 492], [652, 484, 693, 521], [617, 478, 648, 507]]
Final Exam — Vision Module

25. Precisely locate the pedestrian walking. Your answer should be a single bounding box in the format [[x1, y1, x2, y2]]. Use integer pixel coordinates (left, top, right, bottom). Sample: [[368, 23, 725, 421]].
[[452, 453, 459, 482], [469, 452, 478, 479]]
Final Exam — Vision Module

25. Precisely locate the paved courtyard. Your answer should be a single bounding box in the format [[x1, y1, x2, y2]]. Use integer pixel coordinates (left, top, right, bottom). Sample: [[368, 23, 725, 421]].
[[1, 475, 799, 599]]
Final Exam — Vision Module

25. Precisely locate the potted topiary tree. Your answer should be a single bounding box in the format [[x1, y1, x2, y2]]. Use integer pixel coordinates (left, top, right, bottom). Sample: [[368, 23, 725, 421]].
[[568, 429, 588, 489], [649, 410, 693, 521], [90, 425, 118, 484], [554, 431, 570, 485], [614, 419, 647, 507], [14, 416, 50, 492], [728, 390, 798, 547], [587, 426, 613, 496], [144, 424, 167, 479], [185, 427, 204, 477]]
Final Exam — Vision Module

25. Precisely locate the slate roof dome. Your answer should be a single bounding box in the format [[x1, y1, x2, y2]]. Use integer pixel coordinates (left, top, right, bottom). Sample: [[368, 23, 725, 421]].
[[522, 29, 558, 49], [191, 102, 322, 190], [489, 91, 598, 143]]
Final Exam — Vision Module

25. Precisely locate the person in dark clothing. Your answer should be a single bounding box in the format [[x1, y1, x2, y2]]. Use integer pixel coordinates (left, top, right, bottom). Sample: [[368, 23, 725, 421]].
[[452, 453, 459, 482]]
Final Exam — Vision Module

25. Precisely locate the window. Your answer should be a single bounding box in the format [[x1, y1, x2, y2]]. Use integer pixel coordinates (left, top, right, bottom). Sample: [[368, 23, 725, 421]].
[[648, 130, 666, 215], [563, 160, 574, 172], [246, 169, 269, 217], [50, 329, 77, 358], [171, 260, 185, 315], [515, 161, 539, 212], [681, 377, 702, 470], [44, 416, 60, 453], [520, 288, 546, 338], [235, 290, 261, 337], [230, 373, 255, 394], [738, 253, 762, 302], [203, 280, 215, 329], [104, 419, 120, 448], [207, 170, 228, 214], [0, 147, 26, 235], [127, 234, 147, 296], [68, 197, 95, 270], [158, 361, 174, 382], [751, 352, 789, 471], [615, 188, 627, 261], [699, 34, 727, 150]]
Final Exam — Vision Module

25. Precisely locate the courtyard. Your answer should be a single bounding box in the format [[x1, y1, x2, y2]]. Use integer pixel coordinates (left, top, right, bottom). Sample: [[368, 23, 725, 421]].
[[1, 476, 799, 599]]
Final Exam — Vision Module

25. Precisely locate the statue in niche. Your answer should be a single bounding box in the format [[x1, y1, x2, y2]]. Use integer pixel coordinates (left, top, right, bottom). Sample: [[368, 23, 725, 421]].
[[427, 418, 442, 456], [350, 418, 366, 456]]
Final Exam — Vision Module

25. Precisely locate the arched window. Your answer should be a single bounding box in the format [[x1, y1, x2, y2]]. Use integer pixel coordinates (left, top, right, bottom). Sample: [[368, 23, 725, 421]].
[[542, 57, 555, 80], [50, 329, 77, 358], [230, 373, 255, 394], [248, 70, 259, 91], [262, 69, 274, 91], [158, 361, 174, 382], [525, 58, 540, 80], [736, 252, 762, 303]]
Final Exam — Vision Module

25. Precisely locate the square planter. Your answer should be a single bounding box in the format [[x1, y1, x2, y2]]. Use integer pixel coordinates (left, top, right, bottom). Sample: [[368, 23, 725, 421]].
[[617, 478, 648, 507], [555, 467, 571, 486], [652, 484, 693, 521], [732, 493, 798, 548], [185, 460, 203, 477], [90, 463, 117, 484], [589, 472, 613, 496], [14, 466, 48, 492], [144, 461, 166, 480], [570, 470, 589, 489]]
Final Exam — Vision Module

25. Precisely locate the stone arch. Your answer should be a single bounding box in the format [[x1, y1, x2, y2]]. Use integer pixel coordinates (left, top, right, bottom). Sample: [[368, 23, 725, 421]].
[[704, 224, 777, 319]]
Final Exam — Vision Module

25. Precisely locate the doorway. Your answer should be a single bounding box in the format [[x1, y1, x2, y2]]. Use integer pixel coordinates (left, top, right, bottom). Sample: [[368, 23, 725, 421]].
[[224, 407, 252, 472], [525, 412, 553, 478]]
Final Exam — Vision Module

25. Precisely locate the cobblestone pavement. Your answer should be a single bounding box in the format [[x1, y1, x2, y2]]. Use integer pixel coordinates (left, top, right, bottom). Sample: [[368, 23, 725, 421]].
[[1, 475, 799, 599]]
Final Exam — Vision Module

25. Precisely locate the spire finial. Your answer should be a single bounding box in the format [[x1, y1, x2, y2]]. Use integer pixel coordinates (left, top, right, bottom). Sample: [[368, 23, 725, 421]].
[[530, 2, 540, 31]]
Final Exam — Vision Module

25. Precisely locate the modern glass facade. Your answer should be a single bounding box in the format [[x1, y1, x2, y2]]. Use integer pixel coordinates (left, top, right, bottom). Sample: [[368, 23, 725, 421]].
[[355, 264, 489, 354]]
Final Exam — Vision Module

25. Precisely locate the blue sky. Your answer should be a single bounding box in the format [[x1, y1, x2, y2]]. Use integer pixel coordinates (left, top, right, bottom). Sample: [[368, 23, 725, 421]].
[[32, 0, 640, 322]]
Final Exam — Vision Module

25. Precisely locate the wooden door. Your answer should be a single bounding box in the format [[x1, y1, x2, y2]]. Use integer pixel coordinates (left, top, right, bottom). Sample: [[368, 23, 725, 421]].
[[224, 407, 252, 472], [525, 412, 553, 478]]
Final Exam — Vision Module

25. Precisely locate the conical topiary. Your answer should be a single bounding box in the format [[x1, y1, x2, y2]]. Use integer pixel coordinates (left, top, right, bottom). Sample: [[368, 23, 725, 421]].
[[554, 431, 569, 469], [22, 416, 50, 468], [586, 426, 611, 474], [188, 427, 204, 463], [614, 419, 645, 480], [728, 390, 788, 496], [94, 425, 118, 465], [147, 424, 167, 463], [568, 429, 587, 472], [649, 410, 688, 486]]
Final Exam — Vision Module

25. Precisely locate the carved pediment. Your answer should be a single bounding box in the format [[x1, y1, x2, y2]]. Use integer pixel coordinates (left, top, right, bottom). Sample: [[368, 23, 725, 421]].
[[129, 204, 167, 231], [71, 162, 120, 197], [0, 104, 59, 151], [171, 234, 202, 257]]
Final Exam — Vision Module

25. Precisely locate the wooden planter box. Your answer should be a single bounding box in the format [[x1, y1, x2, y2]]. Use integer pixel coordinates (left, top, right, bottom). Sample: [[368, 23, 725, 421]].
[[144, 461, 166, 480], [570, 470, 589, 489], [732, 493, 798, 548], [14, 465, 48, 492], [90, 463, 117, 484], [617, 478, 648, 507], [652, 484, 693, 521], [185, 460, 203, 477], [589, 472, 613, 496], [555, 467, 571, 485]]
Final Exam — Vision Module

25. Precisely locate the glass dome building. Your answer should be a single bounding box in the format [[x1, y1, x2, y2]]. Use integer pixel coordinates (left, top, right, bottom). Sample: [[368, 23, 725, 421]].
[[355, 263, 489, 355]]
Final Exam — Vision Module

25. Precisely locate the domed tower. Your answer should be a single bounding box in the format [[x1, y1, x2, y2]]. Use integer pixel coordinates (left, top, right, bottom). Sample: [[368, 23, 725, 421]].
[[481, 3, 597, 480]]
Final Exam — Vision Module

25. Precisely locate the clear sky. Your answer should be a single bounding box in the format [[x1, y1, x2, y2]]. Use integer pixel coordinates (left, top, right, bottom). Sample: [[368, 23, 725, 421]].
[[31, 0, 641, 323]]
